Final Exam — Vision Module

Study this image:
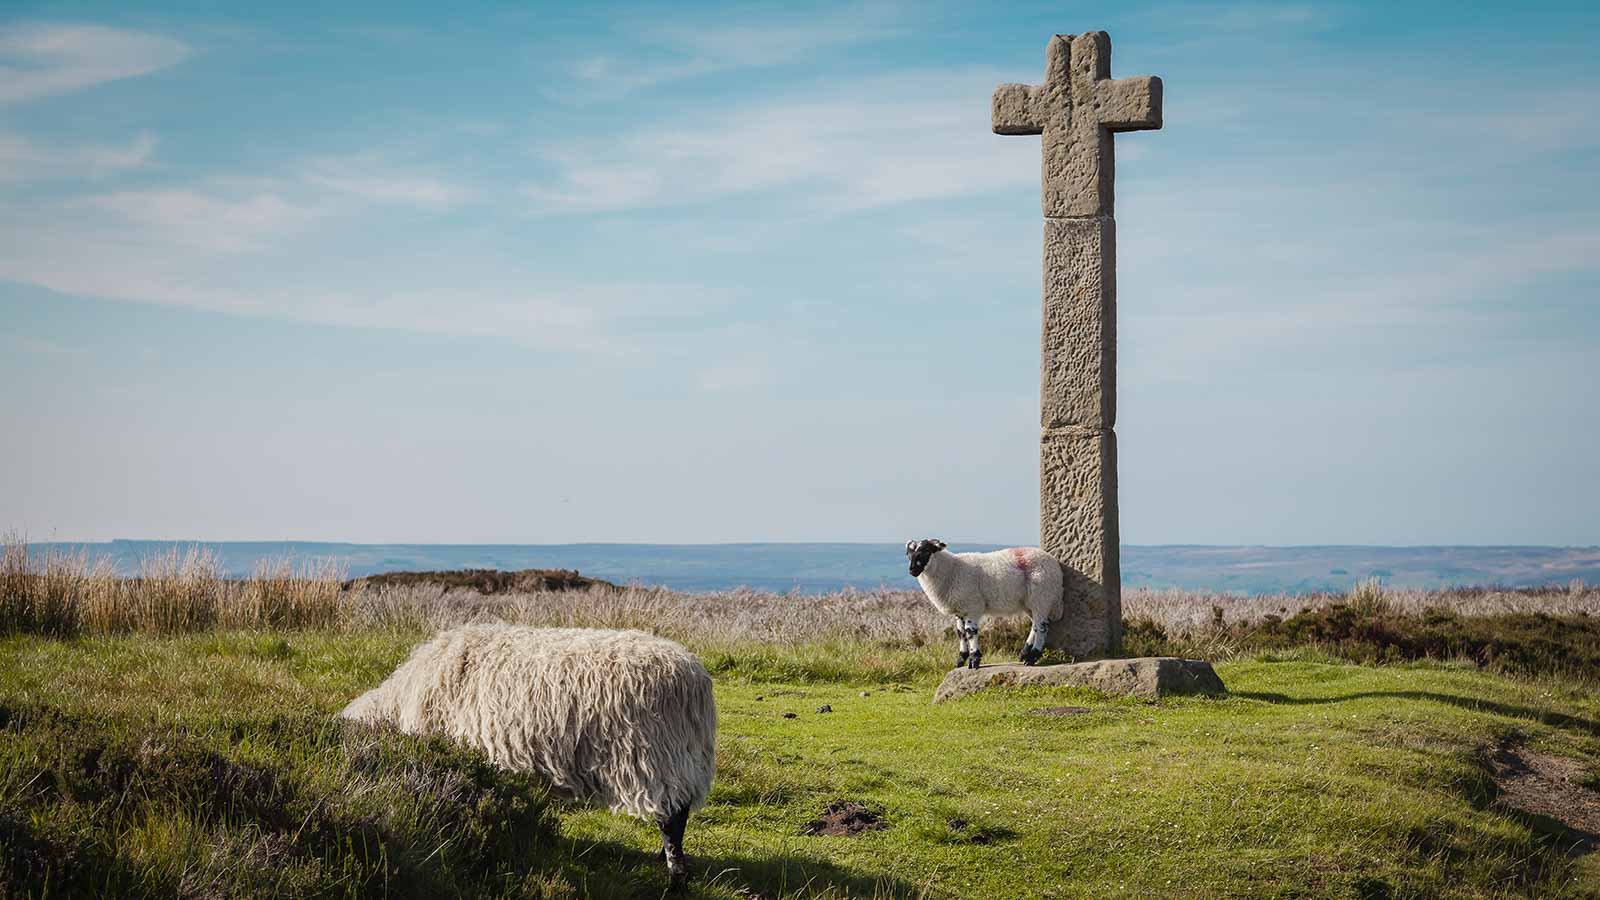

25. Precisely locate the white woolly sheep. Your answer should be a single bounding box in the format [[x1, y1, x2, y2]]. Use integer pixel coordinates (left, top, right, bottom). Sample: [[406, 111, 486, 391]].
[[905, 539, 1064, 669], [338, 624, 717, 886]]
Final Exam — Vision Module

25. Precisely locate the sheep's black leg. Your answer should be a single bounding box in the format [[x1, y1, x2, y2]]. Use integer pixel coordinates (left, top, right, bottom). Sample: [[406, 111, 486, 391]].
[[953, 616, 970, 669], [660, 804, 691, 889], [1020, 619, 1049, 665], [963, 619, 981, 670]]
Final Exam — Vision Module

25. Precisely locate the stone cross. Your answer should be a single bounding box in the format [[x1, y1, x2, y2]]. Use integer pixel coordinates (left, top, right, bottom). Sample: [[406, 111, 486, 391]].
[[992, 31, 1162, 657]]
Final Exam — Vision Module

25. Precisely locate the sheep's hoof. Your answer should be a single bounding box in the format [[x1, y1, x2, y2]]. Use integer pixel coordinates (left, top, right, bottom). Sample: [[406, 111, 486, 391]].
[[667, 869, 688, 892], [1019, 646, 1042, 666], [967, 652, 982, 670], [954, 651, 970, 669]]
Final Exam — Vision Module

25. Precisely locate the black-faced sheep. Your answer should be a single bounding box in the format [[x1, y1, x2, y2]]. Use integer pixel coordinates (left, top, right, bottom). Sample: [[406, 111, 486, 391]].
[[339, 624, 716, 886], [906, 539, 1064, 668]]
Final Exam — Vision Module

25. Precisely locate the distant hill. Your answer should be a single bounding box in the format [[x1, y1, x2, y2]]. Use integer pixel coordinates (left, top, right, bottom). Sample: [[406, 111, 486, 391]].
[[343, 568, 616, 594], [25, 541, 1600, 596]]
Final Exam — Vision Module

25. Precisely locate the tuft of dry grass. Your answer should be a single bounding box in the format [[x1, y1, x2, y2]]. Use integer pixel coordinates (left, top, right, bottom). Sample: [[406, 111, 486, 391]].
[[1, 535, 106, 636], [228, 556, 346, 630], [1, 536, 345, 637], [131, 545, 223, 634]]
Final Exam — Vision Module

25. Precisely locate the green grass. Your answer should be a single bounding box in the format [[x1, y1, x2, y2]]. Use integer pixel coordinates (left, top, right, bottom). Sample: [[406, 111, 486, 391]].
[[2, 632, 1598, 898]]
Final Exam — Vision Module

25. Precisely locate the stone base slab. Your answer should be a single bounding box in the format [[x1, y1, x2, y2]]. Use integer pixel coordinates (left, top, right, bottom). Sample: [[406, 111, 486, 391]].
[[933, 657, 1225, 703]]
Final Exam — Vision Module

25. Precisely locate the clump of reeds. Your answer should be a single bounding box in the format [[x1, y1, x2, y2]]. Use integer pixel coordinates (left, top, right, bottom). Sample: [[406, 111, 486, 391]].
[[1, 535, 346, 636], [1, 534, 112, 636], [225, 557, 346, 630], [127, 546, 223, 634], [1345, 577, 1392, 618]]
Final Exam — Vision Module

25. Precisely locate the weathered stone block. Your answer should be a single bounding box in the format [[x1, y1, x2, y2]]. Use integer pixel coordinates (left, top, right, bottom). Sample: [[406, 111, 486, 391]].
[[1047, 144, 1106, 219], [1040, 426, 1119, 656], [992, 32, 1161, 219], [933, 657, 1225, 703], [1042, 216, 1115, 431], [1100, 75, 1163, 133], [991, 83, 1036, 136]]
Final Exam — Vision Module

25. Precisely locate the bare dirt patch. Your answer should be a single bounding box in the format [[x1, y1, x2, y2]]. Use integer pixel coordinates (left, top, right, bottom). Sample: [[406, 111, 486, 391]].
[[1487, 737, 1600, 855], [803, 800, 887, 837]]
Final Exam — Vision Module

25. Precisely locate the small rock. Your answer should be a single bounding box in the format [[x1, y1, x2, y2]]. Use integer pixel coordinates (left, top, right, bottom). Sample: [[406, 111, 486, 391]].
[[815, 704, 833, 714], [782, 712, 797, 719], [858, 691, 871, 697], [754, 695, 764, 701]]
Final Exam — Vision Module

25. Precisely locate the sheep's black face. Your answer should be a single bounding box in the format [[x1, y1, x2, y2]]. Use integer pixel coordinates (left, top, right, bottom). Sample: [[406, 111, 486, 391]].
[[905, 539, 947, 577]]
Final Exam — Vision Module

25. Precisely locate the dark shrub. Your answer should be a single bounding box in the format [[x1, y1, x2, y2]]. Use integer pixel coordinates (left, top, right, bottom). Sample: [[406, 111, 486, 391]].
[[1123, 608, 1600, 682]]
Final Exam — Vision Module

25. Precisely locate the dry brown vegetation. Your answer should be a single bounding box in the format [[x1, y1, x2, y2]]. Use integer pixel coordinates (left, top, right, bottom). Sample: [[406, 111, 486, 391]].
[[4, 534, 1597, 681], [1, 537, 343, 636], [1122, 578, 1600, 631]]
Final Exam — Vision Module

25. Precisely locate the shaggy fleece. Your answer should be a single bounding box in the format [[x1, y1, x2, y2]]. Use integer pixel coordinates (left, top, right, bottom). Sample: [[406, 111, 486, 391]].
[[340, 625, 716, 821]]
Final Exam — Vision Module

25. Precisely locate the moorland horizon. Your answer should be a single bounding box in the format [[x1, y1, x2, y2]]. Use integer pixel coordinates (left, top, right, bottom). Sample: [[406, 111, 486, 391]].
[[19, 537, 1600, 595]]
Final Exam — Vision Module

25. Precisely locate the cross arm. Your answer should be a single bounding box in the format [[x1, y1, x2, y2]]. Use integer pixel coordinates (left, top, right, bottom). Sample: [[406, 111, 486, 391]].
[[992, 83, 1043, 135], [1096, 75, 1163, 132]]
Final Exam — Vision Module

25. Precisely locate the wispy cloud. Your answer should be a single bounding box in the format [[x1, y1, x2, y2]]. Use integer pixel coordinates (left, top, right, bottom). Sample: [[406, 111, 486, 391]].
[[72, 185, 325, 253], [0, 23, 190, 104], [694, 343, 776, 392], [0, 130, 156, 181], [527, 68, 1028, 214], [0, 175, 734, 355], [302, 158, 472, 210], [0, 333, 70, 357], [1134, 2, 1338, 35], [563, 1, 902, 95], [1118, 203, 1600, 386]]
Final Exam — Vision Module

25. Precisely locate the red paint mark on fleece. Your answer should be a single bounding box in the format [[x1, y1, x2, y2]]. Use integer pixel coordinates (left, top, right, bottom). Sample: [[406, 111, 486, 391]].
[[1011, 548, 1031, 572]]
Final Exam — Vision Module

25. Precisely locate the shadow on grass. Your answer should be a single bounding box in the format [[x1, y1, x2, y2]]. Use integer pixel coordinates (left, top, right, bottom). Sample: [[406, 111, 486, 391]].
[[573, 838, 933, 899], [1234, 690, 1600, 736], [1507, 807, 1598, 858]]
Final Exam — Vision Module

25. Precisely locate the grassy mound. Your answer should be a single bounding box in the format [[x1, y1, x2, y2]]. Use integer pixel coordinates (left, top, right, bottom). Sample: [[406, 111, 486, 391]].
[[0, 702, 562, 898]]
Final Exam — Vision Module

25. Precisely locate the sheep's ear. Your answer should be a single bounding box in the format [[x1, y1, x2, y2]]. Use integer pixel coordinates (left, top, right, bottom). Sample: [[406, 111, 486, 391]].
[[906, 541, 917, 553], [933, 540, 947, 551]]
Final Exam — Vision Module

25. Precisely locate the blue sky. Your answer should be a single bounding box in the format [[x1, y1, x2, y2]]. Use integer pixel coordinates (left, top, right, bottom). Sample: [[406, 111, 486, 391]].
[[2, 0, 1596, 545]]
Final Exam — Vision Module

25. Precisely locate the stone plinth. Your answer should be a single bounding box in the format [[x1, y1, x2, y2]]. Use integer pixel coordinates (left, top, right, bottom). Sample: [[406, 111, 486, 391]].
[[933, 657, 1224, 703]]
